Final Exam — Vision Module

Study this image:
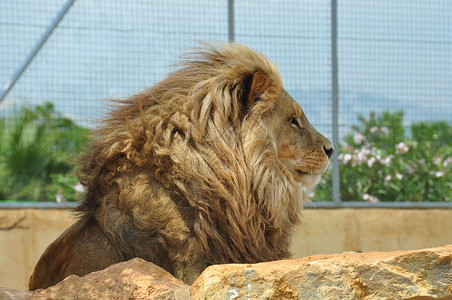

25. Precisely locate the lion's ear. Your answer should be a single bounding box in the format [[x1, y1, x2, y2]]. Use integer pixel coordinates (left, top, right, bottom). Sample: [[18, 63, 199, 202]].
[[247, 70, 272, 106]]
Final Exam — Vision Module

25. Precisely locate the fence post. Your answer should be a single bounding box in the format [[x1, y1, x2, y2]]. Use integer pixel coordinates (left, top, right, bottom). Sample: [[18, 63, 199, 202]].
[[0, 0, 76, 103], [331, 0, 341, 205], [228, 0, 234, 42]]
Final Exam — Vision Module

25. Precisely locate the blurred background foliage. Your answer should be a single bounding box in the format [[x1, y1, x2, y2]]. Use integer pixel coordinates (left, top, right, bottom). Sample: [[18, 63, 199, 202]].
[[0, 103, 89, 202], [0, 104, 451, 202], [313, 111, 452, 202]]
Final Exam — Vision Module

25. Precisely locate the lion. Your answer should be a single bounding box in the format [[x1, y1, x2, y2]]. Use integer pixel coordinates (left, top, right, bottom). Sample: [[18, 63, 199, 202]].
[[29, 42, 333, 290]]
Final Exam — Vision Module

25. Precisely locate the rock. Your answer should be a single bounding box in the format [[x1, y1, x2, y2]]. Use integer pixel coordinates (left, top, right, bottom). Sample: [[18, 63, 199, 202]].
[[2, 246, 451, 299], [191, 245, 452, 300], [0, 287, 33, 300], [31, 258, 190, 300]]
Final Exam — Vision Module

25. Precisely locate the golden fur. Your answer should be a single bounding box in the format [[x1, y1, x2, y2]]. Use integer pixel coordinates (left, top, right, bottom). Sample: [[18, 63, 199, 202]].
[[29, 43, 333, 290]]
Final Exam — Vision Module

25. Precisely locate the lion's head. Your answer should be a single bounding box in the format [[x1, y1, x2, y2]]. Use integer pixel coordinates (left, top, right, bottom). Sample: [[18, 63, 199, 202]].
[[178, 43, 333, 189], [77, 42, 333, 274], [269, 89, 334, 189]]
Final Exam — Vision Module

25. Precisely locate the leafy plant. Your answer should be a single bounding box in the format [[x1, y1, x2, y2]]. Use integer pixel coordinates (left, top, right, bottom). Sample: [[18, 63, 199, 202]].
[[2, 106, 450, 203], [313, 111, 452, 202], [0, 103, 89, 201]]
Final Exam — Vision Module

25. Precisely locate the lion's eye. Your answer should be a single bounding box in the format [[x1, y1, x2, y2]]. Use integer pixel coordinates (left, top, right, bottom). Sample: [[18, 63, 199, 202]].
[[289, 117, 300, 129]]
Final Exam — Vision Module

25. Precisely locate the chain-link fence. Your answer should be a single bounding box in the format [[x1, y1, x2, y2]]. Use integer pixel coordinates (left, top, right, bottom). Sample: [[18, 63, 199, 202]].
[[1, 0, 451, 206]]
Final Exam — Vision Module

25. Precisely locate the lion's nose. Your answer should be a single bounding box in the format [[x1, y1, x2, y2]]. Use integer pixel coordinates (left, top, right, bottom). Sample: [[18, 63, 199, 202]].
[[323, 145, 334, 159]]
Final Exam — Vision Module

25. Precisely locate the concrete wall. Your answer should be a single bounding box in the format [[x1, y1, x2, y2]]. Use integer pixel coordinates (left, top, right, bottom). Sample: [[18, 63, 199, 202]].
[[1, 208, 451, 290]]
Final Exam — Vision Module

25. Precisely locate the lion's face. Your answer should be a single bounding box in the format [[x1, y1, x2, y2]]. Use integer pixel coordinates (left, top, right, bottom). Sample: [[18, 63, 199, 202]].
[[270, 90, 333, 189]]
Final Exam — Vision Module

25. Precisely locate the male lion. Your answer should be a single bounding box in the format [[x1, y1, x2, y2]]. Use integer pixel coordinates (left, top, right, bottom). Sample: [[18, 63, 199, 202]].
[[29, 43, 333, 290]]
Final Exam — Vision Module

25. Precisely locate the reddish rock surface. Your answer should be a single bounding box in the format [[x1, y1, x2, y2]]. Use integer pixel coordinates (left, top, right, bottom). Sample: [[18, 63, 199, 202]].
[[0, 287, 32, 300], [31, 258, 189, 300], [1, 245, 451, 299]]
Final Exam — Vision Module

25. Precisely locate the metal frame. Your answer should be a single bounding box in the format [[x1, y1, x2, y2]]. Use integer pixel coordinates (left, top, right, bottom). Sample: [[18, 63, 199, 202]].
[[0, 0, 76, 103], [309, 201, 452, 209], [0, 202, 77, 209], [331, 0, 341, 206], [0, 201, 451, 209], [1, 0, 450, 209], [228, 0, 234, 42]]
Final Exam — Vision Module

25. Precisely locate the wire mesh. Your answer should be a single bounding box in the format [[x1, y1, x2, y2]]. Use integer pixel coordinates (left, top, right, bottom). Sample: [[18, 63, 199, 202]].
[[1, 0, 228, 126], [235, 0, 332, 139], [0, 0, 451, 204], [338, 1, 452, 139]]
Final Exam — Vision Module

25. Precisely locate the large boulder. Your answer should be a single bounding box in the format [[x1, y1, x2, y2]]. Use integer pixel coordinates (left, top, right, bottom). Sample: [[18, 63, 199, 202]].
[[31, 258, 189, 300], [191, 245, 452, 299]]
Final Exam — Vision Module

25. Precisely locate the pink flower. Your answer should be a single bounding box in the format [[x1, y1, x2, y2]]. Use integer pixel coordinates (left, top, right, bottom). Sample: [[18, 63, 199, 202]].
[[367, 157, 377, 167], [353, 133, 366, 144], [74, 183, 85, 193], [362, 193, 379, 203], [433, 157, 442, 165], [405, 164, 415, 174], [443, 157, 452, 167], [381, 155, 393, 167], [396, 142, 409, 154], [340, 153, 352, 164], [435, 171, 444, 178], [380, 127, 389, 136]]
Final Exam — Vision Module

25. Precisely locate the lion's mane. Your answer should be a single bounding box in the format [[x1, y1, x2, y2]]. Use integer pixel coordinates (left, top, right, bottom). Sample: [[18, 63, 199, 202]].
[[76, 43, 304, 267]]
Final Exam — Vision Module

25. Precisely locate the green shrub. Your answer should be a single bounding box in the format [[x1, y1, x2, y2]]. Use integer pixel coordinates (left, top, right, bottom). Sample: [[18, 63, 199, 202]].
[[0, 103, 89, 202], [313, 111, 452, 202]]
